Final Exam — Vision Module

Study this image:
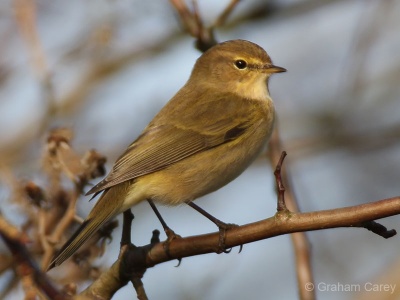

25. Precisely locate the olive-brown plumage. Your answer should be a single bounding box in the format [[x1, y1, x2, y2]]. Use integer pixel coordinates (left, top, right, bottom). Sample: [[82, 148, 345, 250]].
[[48, 39, 285, 270]]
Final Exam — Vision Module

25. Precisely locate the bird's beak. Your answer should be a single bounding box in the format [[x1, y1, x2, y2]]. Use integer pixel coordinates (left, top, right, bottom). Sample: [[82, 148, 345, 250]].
[[262, 64, 287, 73]]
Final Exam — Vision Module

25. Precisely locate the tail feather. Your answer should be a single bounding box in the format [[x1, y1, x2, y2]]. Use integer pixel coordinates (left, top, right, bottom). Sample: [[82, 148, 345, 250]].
[[47, 216, 110, 271], [47, 181, 134, 271], [47, 188, 122, 271]]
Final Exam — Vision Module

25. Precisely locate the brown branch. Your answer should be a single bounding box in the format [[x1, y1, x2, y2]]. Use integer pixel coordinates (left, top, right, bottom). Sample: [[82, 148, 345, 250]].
[[80, 196, 399, 298], [144, 197, 399, 265], [79, 259, 125, 300], [0, 213, 67, 300]]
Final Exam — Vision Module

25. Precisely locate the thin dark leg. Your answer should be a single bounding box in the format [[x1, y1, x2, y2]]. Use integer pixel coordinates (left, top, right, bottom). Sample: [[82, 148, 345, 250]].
[[147, 199, 169, 231], [187, 202, 232, 229], [187, 202, 241, 253], [147, 199, 181, 260]]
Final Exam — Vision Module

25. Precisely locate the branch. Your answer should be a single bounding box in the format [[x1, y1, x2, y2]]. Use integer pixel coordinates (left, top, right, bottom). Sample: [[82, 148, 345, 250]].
[[81, 196, 398, 299], [0, 213, 67, 300], [143, 196, 398, 264]]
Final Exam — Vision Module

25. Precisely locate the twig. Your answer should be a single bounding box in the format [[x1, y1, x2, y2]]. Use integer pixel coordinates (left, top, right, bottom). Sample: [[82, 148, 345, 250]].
[[170, 0, 241, 52], [357, 220, 396, 239], [0, 212, 29, 243], [132, 277, 148, 300], [44, 190, 79, 269], [121, 210, 134, 246], [0, 214, 67, 300], [170, 0, 216, 51], [274, 151, 288, 212], [119, 210, 150, 300], [268, 125, 315, 300]]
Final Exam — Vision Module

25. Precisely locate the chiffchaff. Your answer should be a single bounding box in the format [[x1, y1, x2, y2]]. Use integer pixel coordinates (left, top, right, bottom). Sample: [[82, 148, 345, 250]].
[[48, 39, 285, 270]]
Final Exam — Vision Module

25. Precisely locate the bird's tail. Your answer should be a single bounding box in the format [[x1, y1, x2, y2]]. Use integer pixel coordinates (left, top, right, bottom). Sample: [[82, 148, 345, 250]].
[[47, 189, 119, 271]]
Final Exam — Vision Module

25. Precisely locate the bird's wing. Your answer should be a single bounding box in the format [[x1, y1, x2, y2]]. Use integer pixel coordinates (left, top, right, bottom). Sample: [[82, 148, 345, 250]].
[[86, 96, 260, 195]]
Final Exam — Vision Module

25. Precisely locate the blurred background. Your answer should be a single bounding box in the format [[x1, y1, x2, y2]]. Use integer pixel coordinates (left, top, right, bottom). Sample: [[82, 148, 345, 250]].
[[1, 0, 400, 299]]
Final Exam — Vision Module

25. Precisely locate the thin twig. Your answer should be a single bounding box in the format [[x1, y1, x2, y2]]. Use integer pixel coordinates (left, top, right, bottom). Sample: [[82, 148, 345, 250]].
[[273, 151, 288, 212], [44, 190, 79, 269], [121, 210, 134, 247], [170, 0, 240, 52], [357, 220, 396, 239], [119, 209, 150, 300], [268, 125, 315, 300], [132, 277, 148, 300]]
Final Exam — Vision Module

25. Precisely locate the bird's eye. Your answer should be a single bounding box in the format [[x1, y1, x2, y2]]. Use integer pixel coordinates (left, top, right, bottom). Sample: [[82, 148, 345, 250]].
[[234, 59, 247, 70]]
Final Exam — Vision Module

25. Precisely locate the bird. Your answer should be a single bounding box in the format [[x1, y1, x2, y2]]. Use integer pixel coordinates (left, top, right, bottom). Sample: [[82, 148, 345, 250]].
[[47, 39, 286, 270]]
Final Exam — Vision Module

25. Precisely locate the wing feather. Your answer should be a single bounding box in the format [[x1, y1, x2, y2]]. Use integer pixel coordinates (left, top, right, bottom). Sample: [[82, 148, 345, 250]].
[[86, 94, 260, 195]]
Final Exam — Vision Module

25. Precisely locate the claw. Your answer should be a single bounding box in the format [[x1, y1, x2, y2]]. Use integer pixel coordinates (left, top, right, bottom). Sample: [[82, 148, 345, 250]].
[[174, 258, 183, 267], [215, 223, 242, 254]]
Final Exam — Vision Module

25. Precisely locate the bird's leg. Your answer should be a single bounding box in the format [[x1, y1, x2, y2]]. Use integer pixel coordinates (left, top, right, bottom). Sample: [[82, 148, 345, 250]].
[[147, 199, 180, 240], [147, 199, 181, 259], [187, 202, 241, 254]]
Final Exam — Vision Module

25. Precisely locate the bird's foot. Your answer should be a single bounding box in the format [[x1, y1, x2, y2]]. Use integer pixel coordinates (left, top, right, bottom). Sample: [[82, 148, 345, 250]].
[[163, 227, 183, 266], [214, 222, 243, 254]]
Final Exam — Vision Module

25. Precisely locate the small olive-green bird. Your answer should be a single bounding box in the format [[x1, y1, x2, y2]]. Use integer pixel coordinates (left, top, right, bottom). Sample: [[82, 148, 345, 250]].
[[48, 39, 285, 270]]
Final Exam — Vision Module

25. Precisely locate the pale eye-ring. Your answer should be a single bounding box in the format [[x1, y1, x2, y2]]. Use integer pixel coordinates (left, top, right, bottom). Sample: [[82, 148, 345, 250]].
[[234, 59, 247, 70]]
